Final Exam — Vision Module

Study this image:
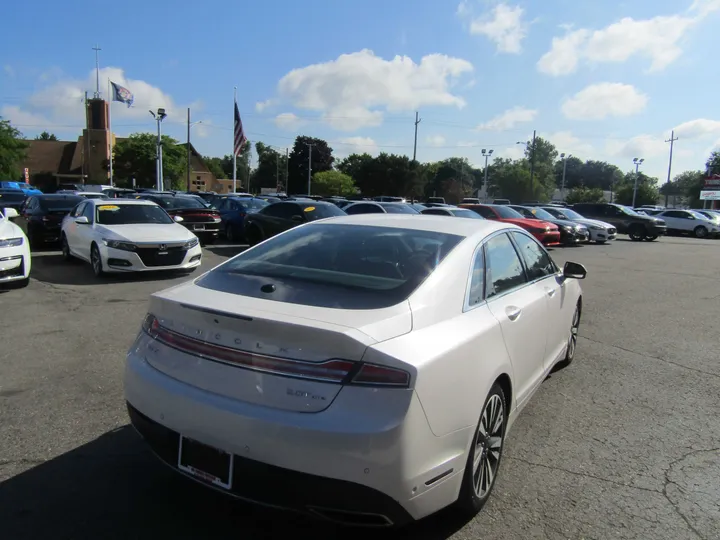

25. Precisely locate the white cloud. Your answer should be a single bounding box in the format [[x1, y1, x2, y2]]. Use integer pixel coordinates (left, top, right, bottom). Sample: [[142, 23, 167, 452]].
[[4, 65, 15, 78], [561, 83, 648, 120], [271, 49, 473, 131], [538, 1, 720, 76], [465, 3, 528, 54], [476, 106, 537, 130], [544, 130, 594, 159], [255, 99, 274, 112], [338, 136, 379, 155], [426, 135, 446, 146], [673, 118, 720, 139], [0, 105, 53, 131], [605, 135, 669, 160], [1, 67, 197, 140], [273, 112, 304, 131]]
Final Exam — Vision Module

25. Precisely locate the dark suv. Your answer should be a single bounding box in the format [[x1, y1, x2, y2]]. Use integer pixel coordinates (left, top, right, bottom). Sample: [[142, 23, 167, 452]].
[[571, 203, 667, 241]]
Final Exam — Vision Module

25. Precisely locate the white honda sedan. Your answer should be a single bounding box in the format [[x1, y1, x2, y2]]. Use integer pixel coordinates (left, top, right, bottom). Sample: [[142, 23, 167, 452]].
[[61, 199, 202, 277], [0, 207, 31, 288], [124, 214, 587, 527]]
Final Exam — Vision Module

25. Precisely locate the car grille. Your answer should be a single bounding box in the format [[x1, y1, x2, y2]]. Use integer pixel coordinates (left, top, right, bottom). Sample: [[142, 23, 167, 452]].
[[136, 247, 186, 267]]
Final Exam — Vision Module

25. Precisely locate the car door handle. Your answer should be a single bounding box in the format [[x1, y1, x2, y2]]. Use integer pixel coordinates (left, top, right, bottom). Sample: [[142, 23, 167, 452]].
[[544, 286, 556, 297], [505, 306, 522, 321]]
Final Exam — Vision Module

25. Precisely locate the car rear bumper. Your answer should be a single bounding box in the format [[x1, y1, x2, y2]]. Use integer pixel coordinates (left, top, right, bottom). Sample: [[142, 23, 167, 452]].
[[124, 350, 470, 525]]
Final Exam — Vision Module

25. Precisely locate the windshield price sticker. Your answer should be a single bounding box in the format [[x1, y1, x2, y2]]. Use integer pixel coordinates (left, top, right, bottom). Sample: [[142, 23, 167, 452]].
[[304, 206, 316, 212], [98, 205, 120, 211]]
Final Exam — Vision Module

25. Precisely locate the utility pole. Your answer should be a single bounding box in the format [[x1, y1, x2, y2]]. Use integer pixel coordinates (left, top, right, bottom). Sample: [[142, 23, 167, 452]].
[[665, 130, 678, 207], [186, 108, 191, 192], [305, 142, 315, 195], [529, 129, 536, 199], [92, 45, 101, 98], [413, 111, 422, 162], [560, 153, 572, 200], [275, 152, 279, 193], [482, 149, 493, 202], [285, 148, 289, 193]]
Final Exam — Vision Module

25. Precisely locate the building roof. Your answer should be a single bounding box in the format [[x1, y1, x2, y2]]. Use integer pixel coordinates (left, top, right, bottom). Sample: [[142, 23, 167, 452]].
[[22, 140, 81, 176]]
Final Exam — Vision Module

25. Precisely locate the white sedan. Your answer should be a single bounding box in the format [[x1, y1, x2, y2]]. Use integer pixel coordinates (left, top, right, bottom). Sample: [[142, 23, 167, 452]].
[[541, 206, 617, 243], [0, 207, 31, 288], [61, 199, 202, 278], [124, 214, 587, 527]]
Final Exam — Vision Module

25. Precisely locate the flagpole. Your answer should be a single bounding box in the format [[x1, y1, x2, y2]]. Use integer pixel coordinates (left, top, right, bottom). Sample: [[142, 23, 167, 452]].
[[232, 86, 237, 194], [107, 79, 114, 186]]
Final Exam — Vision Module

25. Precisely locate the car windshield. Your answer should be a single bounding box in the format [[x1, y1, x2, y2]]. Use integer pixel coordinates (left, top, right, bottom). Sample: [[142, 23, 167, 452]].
[[690, 210, 711, 220], [301, 203, 347, 220], [197, 223, 464, 309], [39, 197, 84, 211], [618, 206, 640, 216], [493, 205, 524, 219], [549, 207, 582, 219], [235, 198, 269, 211], [526, 207, 555, 221], [379, 203, 419, 214], [0, 192, 25, 203], [151, 196, 206, 210], [95, 204, 174, 225], [451, 209, 484, 219]]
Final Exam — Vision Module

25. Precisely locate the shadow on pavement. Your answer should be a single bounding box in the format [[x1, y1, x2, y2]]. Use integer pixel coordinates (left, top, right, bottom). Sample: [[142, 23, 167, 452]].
[[204, 244, 248, 259], [29, 254, 197, 287], [0, 425, 470, 540]]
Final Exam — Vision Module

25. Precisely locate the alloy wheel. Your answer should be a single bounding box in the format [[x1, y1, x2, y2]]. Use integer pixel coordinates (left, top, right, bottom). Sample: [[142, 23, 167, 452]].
[[91, 247, 102, 276], [568, 305, 580, 360], [472, 394, 504, 499], [695, 226, 708, 239]]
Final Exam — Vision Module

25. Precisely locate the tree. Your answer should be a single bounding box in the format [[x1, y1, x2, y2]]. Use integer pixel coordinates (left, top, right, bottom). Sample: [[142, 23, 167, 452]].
[[425, 157, 476, 201], [613, 171, 660, 207], [564, 187, 606, 204], [0, 117, 28, 179], [487, 158, 532, 202], [288, 136, 334, 194], [312, 170, 356, 197], [554, 156, 584, 189], [521, 136, 557, 200], [250, 142, 287, 192], [580, 160, 623, 191], [113, 132, 187, 189], [706, 150, 720, 175], [203, 144, 252, 185], [35, 131, 58, 141], [203, 156, 225, 179]]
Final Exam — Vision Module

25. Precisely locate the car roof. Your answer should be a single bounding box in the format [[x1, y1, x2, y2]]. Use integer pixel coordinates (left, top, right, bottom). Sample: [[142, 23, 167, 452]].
[[313, 213, 511, 237], [86, 198, 156, 206], [35, 194, 84, 199]]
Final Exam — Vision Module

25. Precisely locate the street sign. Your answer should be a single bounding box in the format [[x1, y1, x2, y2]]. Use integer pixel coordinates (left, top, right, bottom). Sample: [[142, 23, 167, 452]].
[[24, 168, 29, 183], [700, 190, 720, 200]]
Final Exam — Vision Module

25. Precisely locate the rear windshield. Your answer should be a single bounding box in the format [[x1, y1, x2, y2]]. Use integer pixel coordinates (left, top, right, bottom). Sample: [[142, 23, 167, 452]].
[[379, 203, 419, 214], [236, 198, 269, 211], [150, 196, 206, 209], [451, 209, 484, 219], [39, 197, 84, 211], [197, 223, 464, 309]]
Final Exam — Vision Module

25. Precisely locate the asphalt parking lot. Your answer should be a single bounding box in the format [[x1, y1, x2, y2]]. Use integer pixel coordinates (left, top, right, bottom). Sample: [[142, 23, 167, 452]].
[[1, 237, 719, 540]]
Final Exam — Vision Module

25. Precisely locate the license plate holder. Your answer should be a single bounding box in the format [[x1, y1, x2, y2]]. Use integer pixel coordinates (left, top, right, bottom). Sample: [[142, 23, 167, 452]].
[[178, 436, 233, 489], [193, 225, 205, 231]]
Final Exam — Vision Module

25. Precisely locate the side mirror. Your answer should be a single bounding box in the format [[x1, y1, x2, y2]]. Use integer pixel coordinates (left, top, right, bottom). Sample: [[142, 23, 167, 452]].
[[74, 216, 90, 224], [563, 261, 587, 280], [291, 215, 304, 222], [3, 207, 19, 219], [173, 215, 184, 223]]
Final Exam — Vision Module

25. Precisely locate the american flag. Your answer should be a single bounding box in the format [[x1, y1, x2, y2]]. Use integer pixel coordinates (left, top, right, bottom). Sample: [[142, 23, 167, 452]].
[[234, 101, 247, 157]]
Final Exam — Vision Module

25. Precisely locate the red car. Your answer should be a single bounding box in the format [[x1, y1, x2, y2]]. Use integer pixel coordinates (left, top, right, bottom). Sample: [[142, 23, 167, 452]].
[[460, 203, 561, 245]]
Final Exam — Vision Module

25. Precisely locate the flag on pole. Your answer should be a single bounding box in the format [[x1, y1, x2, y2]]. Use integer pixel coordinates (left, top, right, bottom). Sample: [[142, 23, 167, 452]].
[[234, 101, 247, 157], [110, 81, 134, 108]]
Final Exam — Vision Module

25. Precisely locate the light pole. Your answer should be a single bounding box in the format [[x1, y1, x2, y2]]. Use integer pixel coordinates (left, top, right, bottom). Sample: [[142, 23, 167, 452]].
[[305, 142, 315, 195], [481, 149, 494, 202], [560, 153, 572, 200], [632, 157, 645, 207], [149, 108, 167, 191], [186, 109, 203, 192]]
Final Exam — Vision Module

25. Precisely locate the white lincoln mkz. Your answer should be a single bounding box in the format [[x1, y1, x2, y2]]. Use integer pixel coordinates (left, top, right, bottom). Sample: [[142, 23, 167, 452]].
[[61, 199, 202, 277], [124, 214, 587, 527]]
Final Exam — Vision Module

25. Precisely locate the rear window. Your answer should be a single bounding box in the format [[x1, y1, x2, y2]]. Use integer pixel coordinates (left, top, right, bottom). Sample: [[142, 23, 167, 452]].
[[197, 223, 464, 309], [492, 205, 523, 219], [451, 209, 484, 219], [379, 203, 419, 214], [236, 198, 269, 211], [39, 197, 83, 211], [150, 196, 206, 209]]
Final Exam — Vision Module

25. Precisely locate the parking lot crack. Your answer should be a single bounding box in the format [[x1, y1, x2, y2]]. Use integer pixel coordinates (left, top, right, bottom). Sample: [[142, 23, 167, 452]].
[[506, 456, 660, 494], [579, 336, 720, 380]]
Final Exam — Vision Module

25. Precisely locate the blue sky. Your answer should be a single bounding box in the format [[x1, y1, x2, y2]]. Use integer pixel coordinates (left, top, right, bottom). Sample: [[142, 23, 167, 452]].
[[2, 0, 719, 182]]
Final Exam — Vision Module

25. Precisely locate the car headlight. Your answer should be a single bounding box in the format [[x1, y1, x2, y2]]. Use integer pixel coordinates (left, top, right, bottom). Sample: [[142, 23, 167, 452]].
[[102, 238, 136, 251], [561, 225, 573, 231], [0, 237, 23, 248], [184, 237, 199, 249]]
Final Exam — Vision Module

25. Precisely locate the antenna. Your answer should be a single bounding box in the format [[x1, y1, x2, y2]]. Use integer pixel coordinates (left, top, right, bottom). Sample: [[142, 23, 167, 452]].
[[92, 44, 102, 98]]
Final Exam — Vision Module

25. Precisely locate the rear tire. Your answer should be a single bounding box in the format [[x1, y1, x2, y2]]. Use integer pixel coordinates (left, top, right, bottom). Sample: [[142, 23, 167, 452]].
[[628, 225, 645, 241], [225, 224, 236, 243], [557, 301, 581, 369], [456, 383, 507, 517], [644, 235, 658, 242]]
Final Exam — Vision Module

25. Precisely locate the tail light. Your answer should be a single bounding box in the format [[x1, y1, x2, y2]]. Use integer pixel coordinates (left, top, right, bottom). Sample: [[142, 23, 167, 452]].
[[141, 314, 410, 388]]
